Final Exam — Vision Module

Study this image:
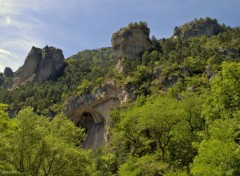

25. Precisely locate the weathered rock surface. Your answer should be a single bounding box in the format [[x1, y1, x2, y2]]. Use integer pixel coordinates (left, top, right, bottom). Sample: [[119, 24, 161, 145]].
[[65, 81, 128, 149], [10, 46, 64, 89], [111, 22, 152, 71], [173, 17, 220, 40], [153, 66, 189, 90]]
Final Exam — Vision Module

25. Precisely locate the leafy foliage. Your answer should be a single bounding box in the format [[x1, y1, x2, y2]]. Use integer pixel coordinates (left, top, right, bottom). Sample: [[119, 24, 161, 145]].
[[0, 108, 93, 175], [191, 118, 240, 176], [109, 94, 203, 175]]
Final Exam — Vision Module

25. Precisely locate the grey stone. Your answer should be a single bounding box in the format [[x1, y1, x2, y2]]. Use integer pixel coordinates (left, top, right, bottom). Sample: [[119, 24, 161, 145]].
[[173, 17, 220, 40], [111, 23, 152, 71], [65, 81, 129, 149], [10, 46, 64, 89]]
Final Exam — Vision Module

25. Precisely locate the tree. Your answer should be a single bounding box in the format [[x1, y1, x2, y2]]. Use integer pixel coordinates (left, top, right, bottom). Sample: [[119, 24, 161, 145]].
[[110, 95, 185, 161], [77, 79, 93, 95], [140, 96, 183, 159], [183, 56, 205, 75], [118, 155, 169, 176], [151, 35, 161, 50], [0, 108, 93, 175], [191, 118, 240, 176], [0, 104, 10, 133], [203, 61, 240, 122], [191, 61, 240, 176], [168, 93, 204, 171]]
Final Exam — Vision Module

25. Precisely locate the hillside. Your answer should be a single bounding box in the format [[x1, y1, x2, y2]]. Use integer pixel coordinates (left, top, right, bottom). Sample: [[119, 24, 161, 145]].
[[0, 17, 240, 175]]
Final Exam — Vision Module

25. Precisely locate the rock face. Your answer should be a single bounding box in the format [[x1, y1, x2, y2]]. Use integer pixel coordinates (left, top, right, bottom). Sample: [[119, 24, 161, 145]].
[[65, 81, 128, 149], [153, 66, 189, 90], [173, 17, 220, 40], [4, 67, 13, 77], [11, 46, 64, 88], [111, 22, 152, 71]]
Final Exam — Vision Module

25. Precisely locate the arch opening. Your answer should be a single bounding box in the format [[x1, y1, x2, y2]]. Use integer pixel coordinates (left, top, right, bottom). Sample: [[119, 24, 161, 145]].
[[77, 111, 106, 149]]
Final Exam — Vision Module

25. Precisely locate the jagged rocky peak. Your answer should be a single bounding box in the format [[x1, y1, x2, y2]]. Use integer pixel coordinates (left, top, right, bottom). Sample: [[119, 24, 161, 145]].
[[111, 22, 152, 71], [11, 45, 64, 89], [173, 17, 220, 40]]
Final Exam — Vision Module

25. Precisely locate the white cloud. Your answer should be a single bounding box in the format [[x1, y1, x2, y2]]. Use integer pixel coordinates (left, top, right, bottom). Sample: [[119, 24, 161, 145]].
[[0, 0, 96, 72], [0, 48, 16, 57], [0, 0, 50, 15], [5, 17, 12, 25], [0, 64, 4, 73], [0, 48, 20, 72], [0, 0, 48, 72]]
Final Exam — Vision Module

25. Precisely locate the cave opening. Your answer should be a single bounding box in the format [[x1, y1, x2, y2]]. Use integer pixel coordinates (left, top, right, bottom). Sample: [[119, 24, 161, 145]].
[[77, 111, 106, 149]]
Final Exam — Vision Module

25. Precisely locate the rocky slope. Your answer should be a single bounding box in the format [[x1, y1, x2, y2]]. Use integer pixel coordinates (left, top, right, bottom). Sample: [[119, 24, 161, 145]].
[[173, 17, 220, 40], [10, 46, 64, 89]]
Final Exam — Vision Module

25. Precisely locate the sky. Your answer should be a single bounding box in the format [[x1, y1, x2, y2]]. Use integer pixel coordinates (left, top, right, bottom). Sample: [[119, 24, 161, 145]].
[[0, 0, 240, 72]]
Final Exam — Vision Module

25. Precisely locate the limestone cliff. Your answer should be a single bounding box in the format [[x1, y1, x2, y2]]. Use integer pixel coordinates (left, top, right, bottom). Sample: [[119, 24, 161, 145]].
[[173, 17, 220, 40], [65, 81, 128, 149], [11, 46, 64, 89], [111, 22, 152, 71]]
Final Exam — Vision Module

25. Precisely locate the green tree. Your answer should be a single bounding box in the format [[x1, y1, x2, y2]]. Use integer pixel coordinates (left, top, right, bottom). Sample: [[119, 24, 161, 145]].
[[168, 93, 204, 171], [203, 61, 240, 122], [110, 95, 186, 172], [118, 155, 169, 176], [191, 118, 240, 176], [139, 96, 184, 159], [183, 56, 205, 75], [0, 104, 10, 133], [77, 79, 93, 95], [0, 108, 92, 175]]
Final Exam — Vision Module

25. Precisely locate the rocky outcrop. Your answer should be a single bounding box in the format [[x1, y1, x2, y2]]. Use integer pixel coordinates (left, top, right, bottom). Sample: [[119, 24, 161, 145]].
[[153, 66, 189, 90], [4, 67, 13, 77], [111, 22, 152, 71], [173, 17, 220, 40], [10, 46, 64, 89], [65, 81, 128, 149]]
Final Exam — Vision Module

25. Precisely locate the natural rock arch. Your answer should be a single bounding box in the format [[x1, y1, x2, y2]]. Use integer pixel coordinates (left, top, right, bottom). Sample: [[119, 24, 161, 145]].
[[65, 82, 128, 149], [77, 111, 106, 149]]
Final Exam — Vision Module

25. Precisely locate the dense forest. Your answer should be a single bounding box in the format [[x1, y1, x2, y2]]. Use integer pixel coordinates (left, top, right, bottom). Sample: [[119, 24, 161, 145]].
[[0, 18, 240, 175]]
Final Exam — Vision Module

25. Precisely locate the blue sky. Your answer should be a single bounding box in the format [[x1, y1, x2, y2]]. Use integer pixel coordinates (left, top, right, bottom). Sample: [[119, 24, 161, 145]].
[[0, 0, 240, 72]]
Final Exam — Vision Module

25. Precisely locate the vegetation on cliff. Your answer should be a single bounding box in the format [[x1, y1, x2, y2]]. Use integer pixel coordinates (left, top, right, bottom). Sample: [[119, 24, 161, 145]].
[[173, 17, 221, 40], [0, 18, 240, 175]]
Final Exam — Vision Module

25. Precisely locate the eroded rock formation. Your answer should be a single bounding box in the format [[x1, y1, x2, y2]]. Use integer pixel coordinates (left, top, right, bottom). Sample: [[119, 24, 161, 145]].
[[65, 82, 128, 149], [173, 17, 220, 40], [10, 46, 64, 89], [111, 22, 152, 71]]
